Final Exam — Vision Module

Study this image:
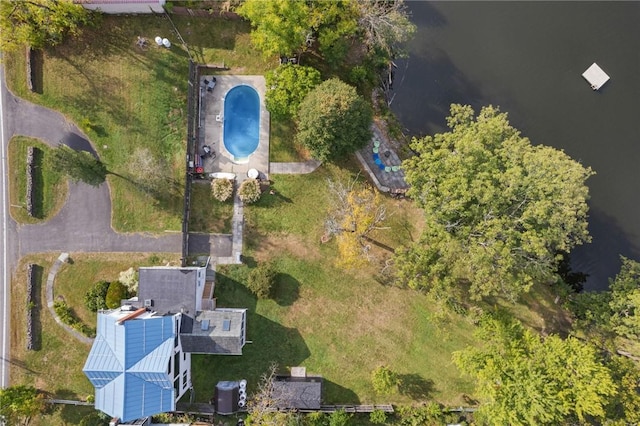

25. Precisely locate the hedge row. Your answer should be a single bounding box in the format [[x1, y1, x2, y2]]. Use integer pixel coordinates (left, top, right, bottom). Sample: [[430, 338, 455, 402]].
[[26, 264, 36, 350], [53, 300, 96, 338], [26, 146, 35, 217]]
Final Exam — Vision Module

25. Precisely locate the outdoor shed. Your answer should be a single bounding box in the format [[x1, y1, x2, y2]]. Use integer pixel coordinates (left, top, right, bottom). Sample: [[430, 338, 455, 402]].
[[272, 373, 323, 410]]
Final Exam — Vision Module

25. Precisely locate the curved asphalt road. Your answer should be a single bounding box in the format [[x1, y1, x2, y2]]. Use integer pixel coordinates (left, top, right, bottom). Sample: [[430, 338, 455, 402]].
[[5, 93, 184, 255], [0, 67, 234, 388], [0, 71, 185, 387]]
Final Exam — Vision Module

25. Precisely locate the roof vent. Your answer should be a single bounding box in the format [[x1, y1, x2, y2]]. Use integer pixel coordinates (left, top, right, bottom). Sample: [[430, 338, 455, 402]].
[[144, 299, 153, 307]]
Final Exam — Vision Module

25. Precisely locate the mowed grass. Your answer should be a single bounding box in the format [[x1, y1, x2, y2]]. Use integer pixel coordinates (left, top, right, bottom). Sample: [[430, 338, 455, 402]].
[[10, 253, 181, 425], [10, 254, 94, 402], [270, 117, 308, 162], [7, 136, 68, 223], [4, 14, 274, 233], [193, 257, 477, 406], [190, 164, 478, 406], [188, 181, 233, 234]]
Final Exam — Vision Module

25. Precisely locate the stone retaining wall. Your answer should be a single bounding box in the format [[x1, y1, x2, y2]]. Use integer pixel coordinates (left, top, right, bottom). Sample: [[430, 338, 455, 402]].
[[26, 264, 35, 350], [26, 146, 35, 217]]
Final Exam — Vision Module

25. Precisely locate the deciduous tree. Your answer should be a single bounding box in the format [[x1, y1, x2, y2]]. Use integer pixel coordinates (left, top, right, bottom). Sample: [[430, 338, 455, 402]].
[[0, 0, 94, 52], [325, 178, 387, 268], [49, 144, 107, 187], [237, 0, 310, 58], [0, 385, 45, 426], [397, 104, 594, 302], [608, 256, 640, 339], [246, 363, 300, 426], [237, 0, 359, 65], [569, 258, 640, 337], [453, 312, 617, 425], [265, 64, 321, 119], [371, 365, 398, 395], [247, 262, 277, 299], [297, 78, 372, 162], [356, 0, 416, 56]]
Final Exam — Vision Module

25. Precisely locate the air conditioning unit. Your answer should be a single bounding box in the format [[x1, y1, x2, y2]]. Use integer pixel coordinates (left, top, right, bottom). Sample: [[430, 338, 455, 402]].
[[238, 400, 246, 408], [144, 299, 153, 308]]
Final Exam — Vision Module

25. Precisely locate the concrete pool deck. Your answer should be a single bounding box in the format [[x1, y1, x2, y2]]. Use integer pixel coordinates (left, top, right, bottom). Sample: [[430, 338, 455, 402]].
[[198, 75, 270, 181]]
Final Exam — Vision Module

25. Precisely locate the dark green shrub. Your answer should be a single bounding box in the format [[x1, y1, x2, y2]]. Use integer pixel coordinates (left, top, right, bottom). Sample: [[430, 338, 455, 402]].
[[328, 409, 350, 426], [84, 280, 110, 312], [369, 409, 387, 424], [304, 411, 326, 426], [78, 410, 110, 426], [247, 263, 277, 299], [105, 281, 129, 309], [371, 365, 398, 395], [53, 300, 95, 337]]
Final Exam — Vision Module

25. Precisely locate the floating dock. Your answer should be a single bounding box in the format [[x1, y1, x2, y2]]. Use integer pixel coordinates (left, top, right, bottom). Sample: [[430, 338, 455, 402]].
[[582, 63, 610, 90]]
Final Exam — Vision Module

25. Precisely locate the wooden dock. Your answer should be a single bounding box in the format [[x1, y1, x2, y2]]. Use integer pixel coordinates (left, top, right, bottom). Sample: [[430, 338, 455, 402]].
[[582, 62, 610, 90]]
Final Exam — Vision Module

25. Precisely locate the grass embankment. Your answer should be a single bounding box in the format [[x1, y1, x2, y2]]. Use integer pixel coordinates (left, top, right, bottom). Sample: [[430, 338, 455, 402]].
[[10, 253, 180, 425], [7, 136, 67, 223], [3, 14, 288, 233]]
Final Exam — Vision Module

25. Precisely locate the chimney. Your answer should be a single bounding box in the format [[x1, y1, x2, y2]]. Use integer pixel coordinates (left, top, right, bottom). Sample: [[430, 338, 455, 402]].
[[116, 307, 147, 324]]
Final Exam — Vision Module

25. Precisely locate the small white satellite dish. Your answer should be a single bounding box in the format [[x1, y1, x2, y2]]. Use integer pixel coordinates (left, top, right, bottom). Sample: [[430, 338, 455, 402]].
[[162, 38, 171, 48], [154, 36, 163, 46]]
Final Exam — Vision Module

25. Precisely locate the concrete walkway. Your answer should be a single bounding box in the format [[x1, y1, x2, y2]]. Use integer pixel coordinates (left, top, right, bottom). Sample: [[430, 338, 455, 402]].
[[269, 159, 321, 174], [45, 253, 93, 344]]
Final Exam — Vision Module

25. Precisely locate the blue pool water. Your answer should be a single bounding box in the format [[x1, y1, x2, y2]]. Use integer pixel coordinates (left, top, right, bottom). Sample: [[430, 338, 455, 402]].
[[223, 85, 260, 159]]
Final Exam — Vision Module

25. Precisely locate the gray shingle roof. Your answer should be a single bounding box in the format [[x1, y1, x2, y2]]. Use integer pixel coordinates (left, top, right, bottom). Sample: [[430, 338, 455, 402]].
[[180, 309, 246, 355], [138, 267, 200, 315], [272, 376, 323, 410]]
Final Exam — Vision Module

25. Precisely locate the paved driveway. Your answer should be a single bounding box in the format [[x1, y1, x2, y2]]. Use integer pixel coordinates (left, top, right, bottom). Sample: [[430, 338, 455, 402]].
[[3, 92, 184, 256]]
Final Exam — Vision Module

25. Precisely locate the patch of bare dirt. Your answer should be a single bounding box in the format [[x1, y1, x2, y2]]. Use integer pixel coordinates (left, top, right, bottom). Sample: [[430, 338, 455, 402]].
[[252, 234, 322, 263]]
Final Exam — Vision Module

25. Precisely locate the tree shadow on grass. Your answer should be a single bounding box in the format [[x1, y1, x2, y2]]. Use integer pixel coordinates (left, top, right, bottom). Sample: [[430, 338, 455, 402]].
[[52, 389, 97, 425], [397, 373, 435, 401], [322, 379, 360, 404], [272, 273, 300, 307], [29, 49, 44, 94], [190, 271, 310, 401]]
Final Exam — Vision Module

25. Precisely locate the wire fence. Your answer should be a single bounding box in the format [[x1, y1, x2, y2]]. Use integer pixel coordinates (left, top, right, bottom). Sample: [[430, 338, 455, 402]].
[[182, 60, 199, 266]]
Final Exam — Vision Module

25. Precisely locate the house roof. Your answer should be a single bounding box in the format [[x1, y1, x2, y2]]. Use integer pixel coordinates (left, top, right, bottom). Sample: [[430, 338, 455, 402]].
[[138, 267, 202, 316], [272, 376, 323, 410], [180, 309, 246, 355], [83, 310, 177, 422]]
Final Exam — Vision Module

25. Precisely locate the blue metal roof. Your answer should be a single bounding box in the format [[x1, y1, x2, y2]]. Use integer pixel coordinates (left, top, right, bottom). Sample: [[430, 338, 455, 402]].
[[83, 313, 177, 422]]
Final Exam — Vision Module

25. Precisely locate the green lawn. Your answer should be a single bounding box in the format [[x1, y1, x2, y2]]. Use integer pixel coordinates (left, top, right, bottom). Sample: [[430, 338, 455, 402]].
[[4, 14, 275, 233], [190, 164, 478, 406], [188, 181, 233, 234], [7, 136, 68, 223], [10, 253, 181, 425]]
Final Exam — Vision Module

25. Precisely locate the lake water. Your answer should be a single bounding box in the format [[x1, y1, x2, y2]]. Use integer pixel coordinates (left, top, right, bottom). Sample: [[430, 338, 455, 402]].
[[391, 2, 640, 291]]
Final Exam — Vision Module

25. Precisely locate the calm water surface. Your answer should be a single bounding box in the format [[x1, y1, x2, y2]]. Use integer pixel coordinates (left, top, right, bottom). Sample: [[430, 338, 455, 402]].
[[391, 2, 640, 290]]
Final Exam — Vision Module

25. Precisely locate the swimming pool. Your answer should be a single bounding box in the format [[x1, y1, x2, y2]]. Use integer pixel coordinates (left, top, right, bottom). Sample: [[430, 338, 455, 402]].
[[223, 85, 260, 162]]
